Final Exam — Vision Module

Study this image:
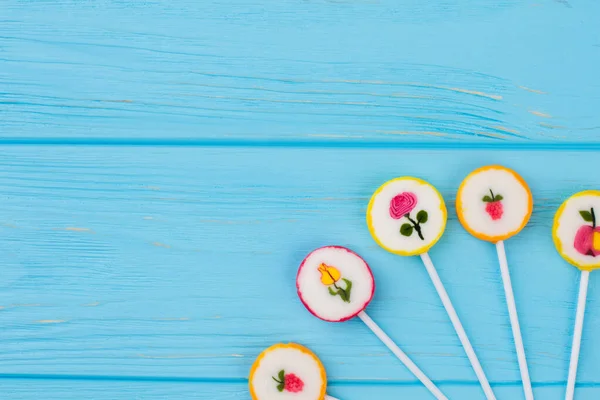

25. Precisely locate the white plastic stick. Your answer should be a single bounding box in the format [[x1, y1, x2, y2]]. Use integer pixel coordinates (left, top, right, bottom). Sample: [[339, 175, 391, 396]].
[[566, 270, 590, 400], [496, 240, 534, 400], [325, 395, 340, 400], [420, 252, 497, 400], [358, 311, 448, 400]]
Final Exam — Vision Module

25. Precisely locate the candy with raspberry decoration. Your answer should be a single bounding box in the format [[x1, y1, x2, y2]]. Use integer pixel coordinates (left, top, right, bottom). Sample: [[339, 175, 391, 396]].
[[483, 189, 504, 220]]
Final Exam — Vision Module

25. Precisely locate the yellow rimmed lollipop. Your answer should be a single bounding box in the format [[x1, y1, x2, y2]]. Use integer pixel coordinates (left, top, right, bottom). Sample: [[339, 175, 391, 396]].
[[249, 343, 332, 400], [553, 190, 600, 400], [456, 165, 533, 243], [367, 177, 447, 256], [553, 190, 600, 271], [367, 177, 496, 400], [456, 165, 534, 400]]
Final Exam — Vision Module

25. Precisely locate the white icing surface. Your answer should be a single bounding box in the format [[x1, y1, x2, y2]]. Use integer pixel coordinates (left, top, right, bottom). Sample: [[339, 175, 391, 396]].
[[554, 193, 600, 269], [367, 178, 446, 255], [297, 246, 374, 322], [457, 167, 531, 241], [251, 346, 325, 400]]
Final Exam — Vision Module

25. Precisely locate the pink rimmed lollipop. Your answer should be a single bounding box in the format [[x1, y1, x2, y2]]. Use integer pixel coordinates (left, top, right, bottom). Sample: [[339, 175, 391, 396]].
[[367, 177, 496, 400], [297, 245, 448, 400]]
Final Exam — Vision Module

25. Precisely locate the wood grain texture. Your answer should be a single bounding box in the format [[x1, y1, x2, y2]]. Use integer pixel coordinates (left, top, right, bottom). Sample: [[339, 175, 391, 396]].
[[2, 379, 600, 400], [0, 147, 599, 399], [1, 0, 600, 143], [2, 0, 600, 398]]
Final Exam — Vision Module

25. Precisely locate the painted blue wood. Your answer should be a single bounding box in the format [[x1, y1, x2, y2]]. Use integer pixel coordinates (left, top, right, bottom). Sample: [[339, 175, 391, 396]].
[[2, 0, 600, 398], [1, 0, 600, 143], [0, 147, 599, 399], [2, 378, 600, 400], [5, 378, 600, 400]]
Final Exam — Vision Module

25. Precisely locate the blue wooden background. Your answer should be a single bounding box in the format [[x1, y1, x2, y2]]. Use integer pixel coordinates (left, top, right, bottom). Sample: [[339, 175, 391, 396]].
[[1, 1, 599, 399]]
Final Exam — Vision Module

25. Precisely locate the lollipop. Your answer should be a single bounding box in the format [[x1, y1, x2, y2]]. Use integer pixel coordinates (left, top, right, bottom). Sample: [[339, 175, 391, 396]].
[[553, 190, 600, 400], [297, 246, 448, 400], [249, 343, 339, 400], [456, 165, 534, 400], [367, 177, 496, 400]]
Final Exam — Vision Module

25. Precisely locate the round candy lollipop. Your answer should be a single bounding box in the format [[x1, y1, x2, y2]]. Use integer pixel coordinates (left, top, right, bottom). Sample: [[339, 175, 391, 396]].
[[297, 246, 448, 400], [553, 190, 600, 400], [367, 177, 496, 400], [456, 165, 534, 400], [249, 343, 339, 400]]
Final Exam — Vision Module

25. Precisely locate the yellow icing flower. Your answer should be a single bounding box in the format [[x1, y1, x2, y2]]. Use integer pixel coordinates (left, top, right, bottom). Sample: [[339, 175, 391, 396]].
[[318, 263, 341, 285]]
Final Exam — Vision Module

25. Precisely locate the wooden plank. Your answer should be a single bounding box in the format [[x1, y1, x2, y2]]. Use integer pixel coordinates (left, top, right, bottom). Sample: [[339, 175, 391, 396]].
[[1, 1, 599, 142], [2, 378, 599, 400], [0, 379, 245, 399], [1, 146, 599, 399]]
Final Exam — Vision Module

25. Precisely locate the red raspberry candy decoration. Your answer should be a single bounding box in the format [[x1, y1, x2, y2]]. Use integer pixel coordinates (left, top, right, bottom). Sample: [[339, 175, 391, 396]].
[[486, 201, 504, 220], [273, 369, 304, 393], [284, 373, 304, 393], [483, 189, 504, 221]]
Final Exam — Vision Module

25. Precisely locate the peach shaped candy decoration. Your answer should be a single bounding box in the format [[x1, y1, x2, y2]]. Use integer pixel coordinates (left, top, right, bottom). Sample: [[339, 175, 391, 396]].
[[573, 208, 600, 257]]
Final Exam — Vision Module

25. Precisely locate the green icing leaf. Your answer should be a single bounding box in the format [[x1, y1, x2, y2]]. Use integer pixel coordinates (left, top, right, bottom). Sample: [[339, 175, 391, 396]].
[[482, 195, 492, 202], [326, 279, 354, 303], [342, 278, 352, 302], [400, 223, 413, 236], [495, 195, 504, 201], [580, 210, 594, 222], [273, 370, 285, 391], [416, 210, 428, 223]]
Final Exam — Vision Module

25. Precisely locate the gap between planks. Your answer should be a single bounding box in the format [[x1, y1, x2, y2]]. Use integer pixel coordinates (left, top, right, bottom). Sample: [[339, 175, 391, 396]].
[[1, 138, 600, 151], [1, 374, 600, 388]]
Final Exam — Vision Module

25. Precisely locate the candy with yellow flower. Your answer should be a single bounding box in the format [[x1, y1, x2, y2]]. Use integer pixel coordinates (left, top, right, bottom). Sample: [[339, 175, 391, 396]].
[[296, 246, 375, 322], [317, 263, 352, 303]]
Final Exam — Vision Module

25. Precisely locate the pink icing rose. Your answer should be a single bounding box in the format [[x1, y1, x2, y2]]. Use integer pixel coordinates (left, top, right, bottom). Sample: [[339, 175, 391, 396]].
[[389, 192, 417, 219]]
